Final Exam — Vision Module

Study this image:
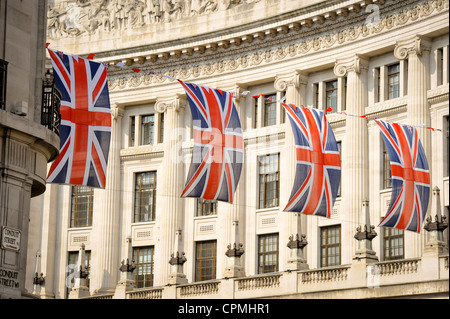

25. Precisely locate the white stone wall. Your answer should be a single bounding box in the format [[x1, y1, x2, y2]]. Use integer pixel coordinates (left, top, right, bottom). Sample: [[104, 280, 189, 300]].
[[28, 0, 449, 298]]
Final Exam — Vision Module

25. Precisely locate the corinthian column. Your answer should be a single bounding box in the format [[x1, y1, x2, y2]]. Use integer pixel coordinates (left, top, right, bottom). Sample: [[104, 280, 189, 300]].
[[334, 55, 370, 263], [155, 95, 186, 285], [274, 70, 309, 270], [394, 35, 432, 257], [92, 103, 123, 295]]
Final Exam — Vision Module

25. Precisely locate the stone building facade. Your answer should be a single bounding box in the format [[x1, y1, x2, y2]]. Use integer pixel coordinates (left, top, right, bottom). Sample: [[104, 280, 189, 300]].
[[28, 0, 449, 299], [0, 0, 60, 299]]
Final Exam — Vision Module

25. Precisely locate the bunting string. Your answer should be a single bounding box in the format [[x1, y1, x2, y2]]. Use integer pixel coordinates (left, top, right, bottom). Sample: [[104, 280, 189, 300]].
[[46, 44, 447, 134]]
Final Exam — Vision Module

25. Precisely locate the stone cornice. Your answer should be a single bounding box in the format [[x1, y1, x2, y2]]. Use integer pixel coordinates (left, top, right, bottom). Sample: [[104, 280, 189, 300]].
[[105, 0, 448, 91]]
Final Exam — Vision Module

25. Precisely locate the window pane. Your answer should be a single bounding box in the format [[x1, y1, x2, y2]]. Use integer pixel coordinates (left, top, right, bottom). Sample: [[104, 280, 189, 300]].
[[258, 154, 280, 209], [133, 246, 154, 288], [70, 186, 93, 228], [134, 172, 157, 222], [141, 114, 155, 145], [387, 64, 400, 99], [258, 233, 279, 274], [320, 225, 341, 267], [264, 94, 277, 127], [196, 199, 217, 216], [325, 80, 337, 112], [195, 241, 217, 281]]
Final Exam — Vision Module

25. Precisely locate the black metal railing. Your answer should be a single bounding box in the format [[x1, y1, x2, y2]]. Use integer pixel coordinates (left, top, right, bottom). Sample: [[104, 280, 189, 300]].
[[0, 59, 7, 110], [41, 70, 61, 135]]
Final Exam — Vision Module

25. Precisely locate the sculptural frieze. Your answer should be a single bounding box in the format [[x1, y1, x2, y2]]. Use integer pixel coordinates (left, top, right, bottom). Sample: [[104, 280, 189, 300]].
[[47, 0, 261, 37]]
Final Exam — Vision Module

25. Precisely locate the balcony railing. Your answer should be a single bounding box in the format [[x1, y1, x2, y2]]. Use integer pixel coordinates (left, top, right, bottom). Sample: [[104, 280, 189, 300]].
[[41, 70, 61, 135], [0, 59, 7, 111]]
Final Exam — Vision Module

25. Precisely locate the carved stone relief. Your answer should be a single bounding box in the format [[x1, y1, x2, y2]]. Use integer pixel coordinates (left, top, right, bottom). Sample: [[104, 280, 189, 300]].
[[106, 0, 448, 91], [47, 0, 262, 37]]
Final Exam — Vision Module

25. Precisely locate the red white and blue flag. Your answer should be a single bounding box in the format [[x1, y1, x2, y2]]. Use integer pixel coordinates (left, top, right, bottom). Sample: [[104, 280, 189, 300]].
[[282, 104, 341, 218], [179, 80, 244, 203], [46, 49, 111, 188], [376, 120, 430, 233]]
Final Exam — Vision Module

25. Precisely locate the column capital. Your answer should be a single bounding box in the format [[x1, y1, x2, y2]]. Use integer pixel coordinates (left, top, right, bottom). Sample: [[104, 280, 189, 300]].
[[334, 54, 369, 77], [111, 102, 124, 119], [155, 94, 187, 113], [274, 70, 308, 92], [394, 35, 432, 60], [232, 83, 249, 102]]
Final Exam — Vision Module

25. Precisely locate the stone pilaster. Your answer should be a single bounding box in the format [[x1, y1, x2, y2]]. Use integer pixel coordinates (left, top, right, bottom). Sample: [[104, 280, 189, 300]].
[[222, 84, 246, 279], [334, 54, 369, 263], [92, 103, 123, 295], [275, 71, 309, 270], [155, 95, 186, 285], [394, 35, 432, 257]]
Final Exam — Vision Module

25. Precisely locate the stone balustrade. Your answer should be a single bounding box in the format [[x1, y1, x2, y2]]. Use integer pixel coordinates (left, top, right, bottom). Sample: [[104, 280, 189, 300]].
[[91, 254, 450, 299]]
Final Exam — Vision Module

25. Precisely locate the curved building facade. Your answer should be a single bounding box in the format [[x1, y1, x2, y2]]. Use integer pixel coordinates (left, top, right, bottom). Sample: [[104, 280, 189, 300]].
[[28, 0, 449, 299]]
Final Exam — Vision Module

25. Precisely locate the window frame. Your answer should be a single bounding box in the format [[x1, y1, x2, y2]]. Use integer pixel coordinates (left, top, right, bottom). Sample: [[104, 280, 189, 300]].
[[195, 240, 217, 282], [70, 186, 94, 228], [382, 227, 404, 261], [134, 171, 157, 223], [133, 246, 155, 288], [257, 233, 279, 274], [258, 153, 280, 209], [141, 114, 155, 145], [320, 225, 341, 267]]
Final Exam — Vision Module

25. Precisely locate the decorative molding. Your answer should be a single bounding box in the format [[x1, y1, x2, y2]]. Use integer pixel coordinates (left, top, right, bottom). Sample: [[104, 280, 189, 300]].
[[155, 94, 187, 113], [105, 0, 449, 91], [334, 54, 369, 77], [394, 35, 432, 60], [47, 0, 263, 38], [274, 70, 308, 92]]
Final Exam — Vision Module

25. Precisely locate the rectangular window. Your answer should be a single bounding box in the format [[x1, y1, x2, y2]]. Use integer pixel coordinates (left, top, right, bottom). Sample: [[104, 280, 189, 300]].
[[254, 97, 259, 129], [383, 227, 404, 260], [258, 233, 279, 274], [258, 153, 280, 209], [382, 141, 392, 189], [66, 250, 91, 297], [196, 199, 217, 216], [133, 246, 154, 288], [337, 141, 342, 197], [141, 114, 155, 145], [195, 240, 217, 281], [325, 80, 338, 113], [437, 47, 444, 86], [320, 225, 341, 267], [387, 63, 400, 99], [264, 94, 277, 127], [134, 171, 157, 222], [70, 186, 93, 228], [313, 83, 319, 109], [375, 67, 381, 103], [0, 59, 7, 111], [158, 112, 164, 143], [445, 116, 449, 177], [130, 116, 135, 147]]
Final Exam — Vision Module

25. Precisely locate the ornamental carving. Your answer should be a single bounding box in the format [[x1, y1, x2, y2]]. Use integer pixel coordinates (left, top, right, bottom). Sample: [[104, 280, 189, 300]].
[[47, 0, 262, 38], [105, 0, 448, 91]]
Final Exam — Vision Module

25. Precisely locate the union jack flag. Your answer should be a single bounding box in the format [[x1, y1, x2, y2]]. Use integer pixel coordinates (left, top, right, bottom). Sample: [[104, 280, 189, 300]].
[[282, 104, 341, 218], [46, 49, 111, 188], [179, 80, 244, 203], [376, 120, 430, 233]]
